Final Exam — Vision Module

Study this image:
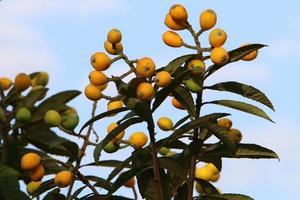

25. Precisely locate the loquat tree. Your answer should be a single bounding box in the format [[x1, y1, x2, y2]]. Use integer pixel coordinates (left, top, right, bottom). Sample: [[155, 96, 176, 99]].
[[0, 3, 278, 200]]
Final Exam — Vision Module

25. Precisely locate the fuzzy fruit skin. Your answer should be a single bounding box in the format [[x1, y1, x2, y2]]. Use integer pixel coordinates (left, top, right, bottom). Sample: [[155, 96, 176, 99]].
[[104, 41, 123, 55], [90, 52, 111, 71], [107, 29, 122, 44], [195, 167, 213, 181], [32, 72, 49, 87], [16, 107, 32, 123], [29, 165, 45, 181], [26, 181, 41, 194], [164, 14, 187, 30], [21, 153, 41, 171], [241, 44, 258, 61], [103, 141, 119, 153], [44, 110, 61, 127], [136, 57, 156, 78], [199, 9, 217, 31], [157, 117, 174, 131], [0, 77, 12, 90], [228, 128, 243, 143], [209, 28, 227, 47], [210, 47, 229, 65], [107, 100, 123, 117], [169, 4, 188, 22], [96, 82, 108, 91], [129, 131, 148, 149], [89, 70, 107, 86], [205, 163, 219, 175], [187, 59, 206, 76], [217, 118, 232, 129], [54, 171, 73, 188], [107, 122, 125, 141], [155, 71, 171, 87], [84, 84, 102, 101], [136, 82, 154, 101], [210, 172, 221, 182], [159, 147, 171, 156], [162, 31, 183, 47], [14, 73, 31, 92], [171, 97, 184, 110], [61, 113, 79, 131], [185, 77, 203, 93], [124, 177, 135, 188]]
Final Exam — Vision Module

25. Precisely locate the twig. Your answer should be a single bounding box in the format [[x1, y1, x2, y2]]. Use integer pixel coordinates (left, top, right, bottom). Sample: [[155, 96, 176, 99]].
[[183, 42, 198, 50], [91, 127, 99, 142], [111, 55, 123, 63], [101, 94, 123, 101], [76, 171, 99, 195], [132, 186, 138, 200]]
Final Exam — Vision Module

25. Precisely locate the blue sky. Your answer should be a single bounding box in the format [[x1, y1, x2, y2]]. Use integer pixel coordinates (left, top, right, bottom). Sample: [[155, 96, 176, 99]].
[[1, 0, 300, 199]]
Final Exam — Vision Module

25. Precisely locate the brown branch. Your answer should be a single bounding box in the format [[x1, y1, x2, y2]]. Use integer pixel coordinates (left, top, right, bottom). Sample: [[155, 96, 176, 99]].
[[101, 94, 123, 101], [183, 42, 198, 50], [132, 186, 138, 200]]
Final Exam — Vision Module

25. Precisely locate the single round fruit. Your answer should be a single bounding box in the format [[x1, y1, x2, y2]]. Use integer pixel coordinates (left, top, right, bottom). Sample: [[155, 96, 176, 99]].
[[90, 52, 111, 71], [26, 181, 41, 194], [103, 141, 119, 153], [200, 9, 217, 31], [195, 182, 204, 194], [54, 171, 73, 188], [162, 31, 183, 48], [107, 29, 122, 44], [16, 107, 31, 123], [107, 122, 125, 141], [136, 57, 156, 78], [0, 77, 12, 90], [136, 82, 154, 101], [241, 44, 258, 61], [195, 167, 214, 181], [185, 77, 203, 93], [32, 72, 49, 86], [209, 28, 227, 47], [14, 73, 31, 92], [129, 131, 148, 149], [96, 82, 108, 91], [169, 4, 188, 22], [210, 172, 220, 182], [187, 59, 206, 76], [210, 47, 229, 65], [89, 70, 107, 86], [205, 163, 219, 175], [61, 112, 79, 131], [159, 147, 171, 156], [44, 110, 61, 126], [104, 40, 123, 55], [217, 118, 232, 129], [107, 100, 123, 116], [124, 177, 135, 188], [157, 117, 174, 131], [164, 14, 187, 30], [21, 153, 41, 170], [29, 165, 45, 181], [84, 84, 102, 101], [228, 128, 242, 143], [155, 71, 171, 87], [171, 97, 184, 109]]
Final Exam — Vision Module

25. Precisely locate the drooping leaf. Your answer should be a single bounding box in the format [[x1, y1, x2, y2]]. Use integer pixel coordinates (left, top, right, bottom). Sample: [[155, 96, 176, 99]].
[[93, 117, 143, 163], [205, 100, 273, 122], [127, 77, 147, 98], [159, 157, 188, 183], [81, 160, 130, 168], [199, 193, 254, 200], [164, 54, 196, 74], [205, 44, 267, 78], [0, 164, 19, 177], [86, 176, 113, 191], [152, 69, 190, 112], [0, 176, 28, 200], [15, 87, 48, 110], [85, 195, 133, 200], [33, 179, 56, 196], [173, 115, 190, 129], [79, 107, 129, 133], [43, 188, 65, 200], [206, 81, 274, 111], [117, 111, 136, 124], [174, 183, 188, 200], [172, 85, 196, 117], [195, 178, 220, 194], [70, 186, 87, 199]]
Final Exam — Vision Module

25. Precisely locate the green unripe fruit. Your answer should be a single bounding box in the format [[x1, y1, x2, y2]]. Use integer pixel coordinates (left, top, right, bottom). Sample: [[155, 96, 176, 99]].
[[16, 107, 31, 123], [32, 72, 49, 86], [159, 147, 171, 156], [185, 77, 203, 93], [44, 110, 61, 126], [103, 141, 119, 153], [26, 181, 41, 194], [61, 113, 79, 130]]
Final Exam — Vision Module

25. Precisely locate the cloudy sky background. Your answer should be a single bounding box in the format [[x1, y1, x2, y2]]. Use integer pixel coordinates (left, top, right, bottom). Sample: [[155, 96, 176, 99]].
[[1, 0, 299, 199]]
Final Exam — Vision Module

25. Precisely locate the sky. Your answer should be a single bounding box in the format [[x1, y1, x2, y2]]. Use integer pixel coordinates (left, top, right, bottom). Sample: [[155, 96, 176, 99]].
[[1, 0, 300, 199]]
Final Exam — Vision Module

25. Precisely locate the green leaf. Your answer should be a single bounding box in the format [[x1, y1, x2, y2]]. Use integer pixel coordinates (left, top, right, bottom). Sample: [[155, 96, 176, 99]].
[[174, 184, 188, 200], [0, 176, 25, 200], [43, 188, 65, 200], [205, 100, 273, 122], [33, 179, 56, 196], [200, 193, 254, 200], [127, 77, 147, 98], [93, 117, 143, 163], [85, 195, 133, 200], [162, 113, 230, 147], [195, 178, 220, 194], [207, 81, 274, 111], [173, 85, 196, 117], [15, 87, 48, 110], [205, 44, 267, 78], [159, 157, 188, 183], [32, 90, 81, 122], [79, 107, 128, 134], [164, 54, 196, 74], [117, 111, 136, 124], [0, 107, 5, 122], [70, 186, 87, 199], [152, 69, 190, 112], [173, 115, 190, 129], [0, 164, 19, 176], [86, 176, 113, 191], [81, 160, 130, 168]]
